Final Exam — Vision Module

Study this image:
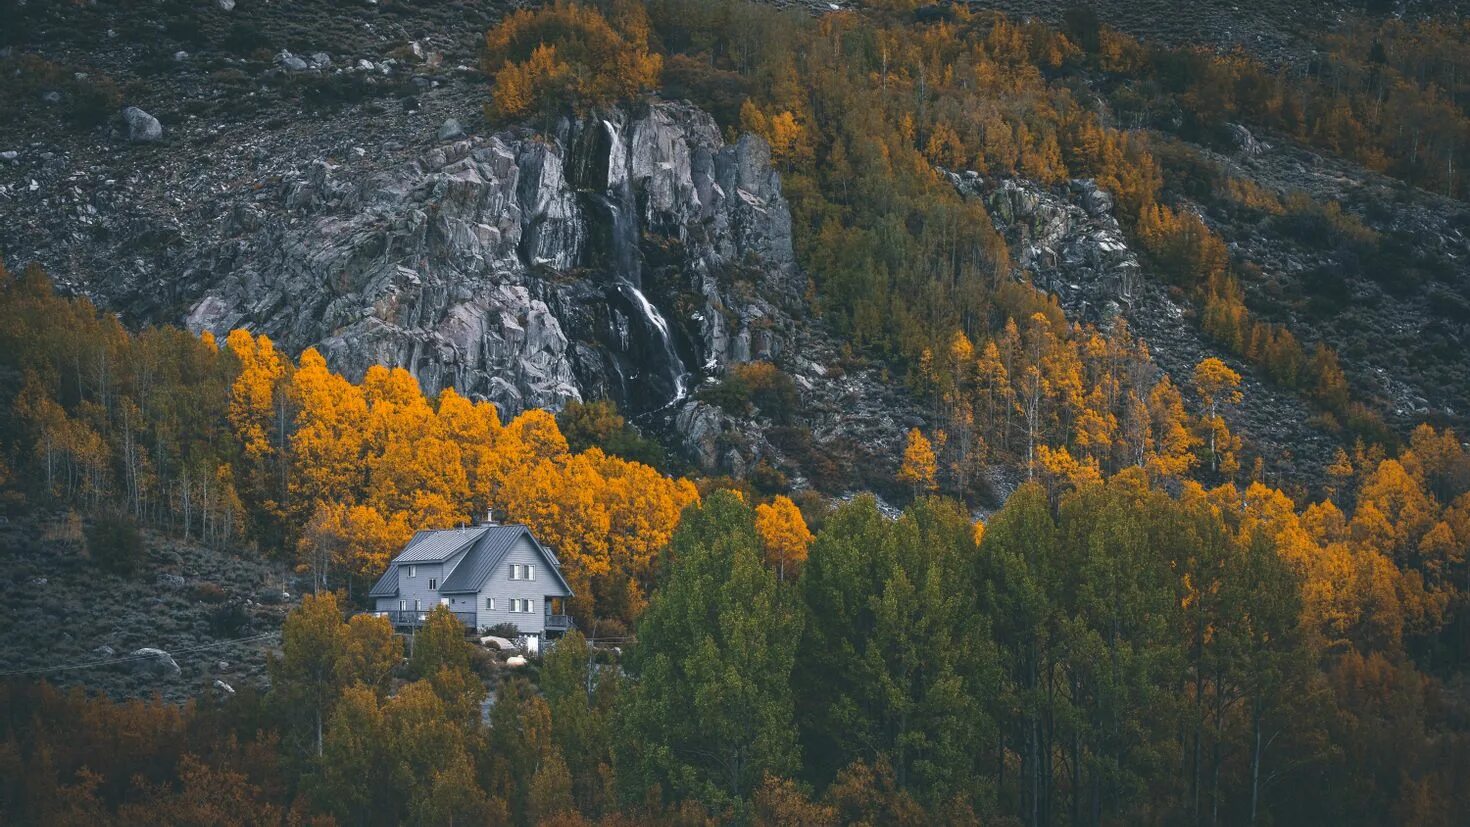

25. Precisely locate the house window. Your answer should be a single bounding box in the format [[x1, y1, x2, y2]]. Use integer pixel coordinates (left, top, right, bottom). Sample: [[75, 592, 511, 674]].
[[414, 599, 421, 611], [527, 564, 535, 581], [407, 565, 416, 579], [399, 600, 406, 611], [510, 564, 521, 580], [429, 578, 438, 590], [486, 597, 495, 610]]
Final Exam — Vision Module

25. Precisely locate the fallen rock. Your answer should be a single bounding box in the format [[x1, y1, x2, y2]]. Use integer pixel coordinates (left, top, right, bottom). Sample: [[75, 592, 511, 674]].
[[130, 648, 181, 677], [437, 117, 464, 141], [121, 106, 163, 143], [276, 51, 309, 72]]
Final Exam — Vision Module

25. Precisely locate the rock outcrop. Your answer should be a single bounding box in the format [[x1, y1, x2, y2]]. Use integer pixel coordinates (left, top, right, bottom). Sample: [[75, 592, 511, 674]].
[[181, 100, 800, 419], [948, 170, 1340, 481]]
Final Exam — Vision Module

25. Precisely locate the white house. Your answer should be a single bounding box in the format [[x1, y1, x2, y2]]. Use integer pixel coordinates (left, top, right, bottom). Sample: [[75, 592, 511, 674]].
[[368, 521, 574, 642]]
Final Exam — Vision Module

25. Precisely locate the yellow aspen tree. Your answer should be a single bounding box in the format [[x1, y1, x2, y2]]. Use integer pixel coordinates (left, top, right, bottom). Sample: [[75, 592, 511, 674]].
[[226, 329, 286, 461], [1192, 358, 1242, 474], [899, 428, 938, 496], [755, 495, 814, 581]]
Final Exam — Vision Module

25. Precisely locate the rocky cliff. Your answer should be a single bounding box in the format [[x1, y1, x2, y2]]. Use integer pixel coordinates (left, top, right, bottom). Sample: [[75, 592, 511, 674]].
[[178, 100, 800, 418]]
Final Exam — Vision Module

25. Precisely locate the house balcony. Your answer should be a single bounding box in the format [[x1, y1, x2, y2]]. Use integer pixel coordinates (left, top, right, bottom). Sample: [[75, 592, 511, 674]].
[[379, 609, 478, 629], [544, 613, 574, 631]]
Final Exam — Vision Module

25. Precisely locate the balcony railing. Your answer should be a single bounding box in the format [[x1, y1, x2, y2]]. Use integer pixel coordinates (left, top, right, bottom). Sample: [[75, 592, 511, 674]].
[[544, 613, 574, 631], [379, 609, 477, 628]]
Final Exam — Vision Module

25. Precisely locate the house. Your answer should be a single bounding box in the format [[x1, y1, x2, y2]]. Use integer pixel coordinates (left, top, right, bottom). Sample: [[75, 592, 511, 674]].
[[368, 521, 574, 642]]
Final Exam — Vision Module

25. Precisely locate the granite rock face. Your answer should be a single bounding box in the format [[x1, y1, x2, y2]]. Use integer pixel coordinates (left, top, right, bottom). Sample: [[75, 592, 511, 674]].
[[182, 101, 801, 418]]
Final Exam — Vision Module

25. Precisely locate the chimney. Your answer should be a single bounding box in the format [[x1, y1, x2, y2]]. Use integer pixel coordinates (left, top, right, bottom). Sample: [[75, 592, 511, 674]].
[[485, 508, 498, 526]]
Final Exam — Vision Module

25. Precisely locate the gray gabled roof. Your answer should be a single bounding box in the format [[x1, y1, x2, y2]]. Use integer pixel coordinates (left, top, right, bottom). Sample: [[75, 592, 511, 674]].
[[367, 565, 398, 598], [392, 525, 489, 564], [366, 523, 574, 599], [439, 524, 573, 596]]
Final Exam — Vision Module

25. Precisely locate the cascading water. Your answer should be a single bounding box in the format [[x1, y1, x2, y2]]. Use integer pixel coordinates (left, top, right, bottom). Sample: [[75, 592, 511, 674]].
[[617, 278, 689, 404], [577, 114, 692, 413]]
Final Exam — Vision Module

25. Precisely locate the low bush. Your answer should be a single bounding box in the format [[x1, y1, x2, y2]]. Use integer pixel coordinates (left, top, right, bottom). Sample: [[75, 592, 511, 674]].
[[86, 514, 145, 576]]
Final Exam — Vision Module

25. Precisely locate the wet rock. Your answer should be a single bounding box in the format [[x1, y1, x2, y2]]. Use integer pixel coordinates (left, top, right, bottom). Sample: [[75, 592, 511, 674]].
[[182, 101, 800, 422], [121, 106, 163, 143]]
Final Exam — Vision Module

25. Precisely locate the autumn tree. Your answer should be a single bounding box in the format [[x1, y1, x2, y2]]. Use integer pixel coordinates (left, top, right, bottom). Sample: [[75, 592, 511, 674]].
[[756, 495, 814, 581], [899, 428, 938, 496], [1193, 358, 1243, 476], [269, 592, 347, 758]]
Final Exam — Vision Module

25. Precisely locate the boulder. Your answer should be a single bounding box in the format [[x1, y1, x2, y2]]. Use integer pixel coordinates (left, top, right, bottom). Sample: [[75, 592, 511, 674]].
[[437, 117, 465, 141], [506, 655, 528, 668], [217, 0, 235, 10], [276, 51, 309, 72], [130, 648, 181, 677], [93, 645, 116, 657], [121, 107, 163, 143], [1228, 123, 1266, 156], [212, 679, 235, 695]]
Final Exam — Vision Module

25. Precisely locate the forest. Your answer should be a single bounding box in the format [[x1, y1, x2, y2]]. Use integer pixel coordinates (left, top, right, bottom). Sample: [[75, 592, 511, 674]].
[[3, 0, 1470, 824]]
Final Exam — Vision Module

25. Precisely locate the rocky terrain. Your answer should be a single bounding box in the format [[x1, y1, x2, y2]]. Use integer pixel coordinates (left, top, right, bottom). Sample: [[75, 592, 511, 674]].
[[0, 512, 301, 702], [1, 0, 1466, 501]]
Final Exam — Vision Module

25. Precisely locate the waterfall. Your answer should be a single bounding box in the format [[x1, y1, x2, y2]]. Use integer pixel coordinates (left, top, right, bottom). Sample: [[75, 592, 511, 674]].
[[617, 278, 689, 404], [588, 181, 692, 411]]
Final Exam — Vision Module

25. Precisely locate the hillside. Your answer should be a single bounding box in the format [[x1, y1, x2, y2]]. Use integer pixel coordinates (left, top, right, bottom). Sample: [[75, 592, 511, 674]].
[[2, 0, 1470, 824]]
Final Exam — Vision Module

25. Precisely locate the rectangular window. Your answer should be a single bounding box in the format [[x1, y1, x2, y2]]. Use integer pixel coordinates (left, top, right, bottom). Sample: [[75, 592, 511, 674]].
[[486, 597, 494, 610], [527, 564, 535, 581], [407, 565, 416, 578], [398, 600, 406, 611], [414, 599, 421, 611], [428, 578, 438, 590], [509, 564, 519, 580]]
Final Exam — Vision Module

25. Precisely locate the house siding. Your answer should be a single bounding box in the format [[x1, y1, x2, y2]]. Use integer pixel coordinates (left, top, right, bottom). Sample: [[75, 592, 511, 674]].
[[471, 534, 571, 634], [372, 546, 470, 614]]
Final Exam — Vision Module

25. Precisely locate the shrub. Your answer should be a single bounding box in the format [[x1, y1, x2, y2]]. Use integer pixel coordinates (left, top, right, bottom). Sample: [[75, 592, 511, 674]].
[[482, 0, 662, 119], [86, 514, 145, 576], [190, 582, 228, 604], [484, 622, 521, 639], [208, 601, 252, 638], [700, 362, 800, 424], [2, 54, 123, 128], [557, 399, 668, 468]]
